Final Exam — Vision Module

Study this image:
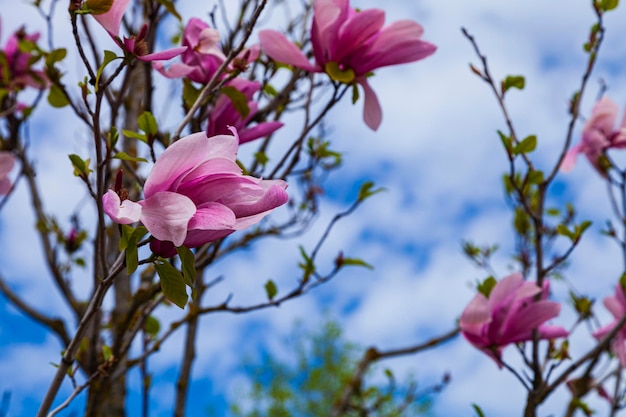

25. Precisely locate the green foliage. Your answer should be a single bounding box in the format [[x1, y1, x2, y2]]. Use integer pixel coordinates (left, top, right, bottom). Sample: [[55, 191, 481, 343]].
[[156, 0, 182, 20], [221, 86, 251, 119], [47, 84, 69, 108], [231, 321, 432, 417], [264, 279, 278, 301], [119, 225, 148, 274], [513, 135, 537, 155], [357, 181, 385, 202], [155, 260, 188, 309], [477, 276, 496, 298], [95, 50, 119, 91], [500, 75, 525, 95]]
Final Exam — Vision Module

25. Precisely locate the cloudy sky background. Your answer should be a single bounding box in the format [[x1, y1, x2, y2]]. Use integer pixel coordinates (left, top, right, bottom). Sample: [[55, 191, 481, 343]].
[[1, 0, 626, 416]]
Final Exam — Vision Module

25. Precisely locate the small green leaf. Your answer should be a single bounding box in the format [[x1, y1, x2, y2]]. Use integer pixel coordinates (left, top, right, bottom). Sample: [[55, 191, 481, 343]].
[[357, 181, 385, 202], [45, 48, 67, 67], [112, 152, 148, 163], [144, 316, 161, 338], [351, 83, 360, 104], [102, 345, 113, 361], [526, 169, 544, 185], [263, 83, 278, 97], [514, 135, 537, 155], [122, 129, 148, 143], [497, 130, 513, 154], [176, 246, 196, 287], [340, 257, 374, 270], [472, 404, 486, 417], [138, 111, 158, 135], [254, 151, 269, 167], [156, 0, 182, 20], [119, 225, 147, 274], [84, 0, 114, 14], [501, 75, 525, 94], [556, 224, 575, 240], [48, 84, 70, 108], [477, 276, 496, 298], [221, 86, 250, 119], [264, 279, 278, 301], [155, 261, 188, 309], [95, 50, 119, 91], [68, 154, 92, 177], [600, 0, 619, 11]]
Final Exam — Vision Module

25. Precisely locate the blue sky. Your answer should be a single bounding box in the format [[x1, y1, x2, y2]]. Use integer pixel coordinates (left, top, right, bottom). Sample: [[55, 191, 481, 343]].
[[2, 0, 626, 416]]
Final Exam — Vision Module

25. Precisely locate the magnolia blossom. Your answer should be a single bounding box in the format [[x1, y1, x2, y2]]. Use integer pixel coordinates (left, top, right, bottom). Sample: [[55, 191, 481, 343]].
[[0, 152, 16, 195], [153, 18, 259, 83], [593, 283, 626, 366], [103, 129, 288, 256], [93, 0, 186, 62], [258, 0, 436, 131], [0, 23, 48, 92], [207, 78, 283, 144], [460, 273, 568, 367], [562, 97, 626, 175]]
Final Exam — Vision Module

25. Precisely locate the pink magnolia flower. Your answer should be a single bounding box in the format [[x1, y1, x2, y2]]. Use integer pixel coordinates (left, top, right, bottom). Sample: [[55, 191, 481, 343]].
[[153, 18, 259, 84], [102, 129, 288, 256], [0, 23, 48, 92], [561, 97, 626, 176], [93, 0, 186, 62], [258, 0, 436, 131], [207, 78, 283, 144], [460, 273, 568, 367], [593, 283, 626, 366], [0, 151, 16, 195]]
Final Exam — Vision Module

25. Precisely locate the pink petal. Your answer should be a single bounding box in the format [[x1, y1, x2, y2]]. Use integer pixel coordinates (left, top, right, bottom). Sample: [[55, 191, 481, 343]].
[[188, 202, 236, 230], [230, 180, 289, 228], [356, 20, 436, 74], [258, 30, 319, 72], [501, 300, 562, 343], [488, 273, 526, 307], [144, 132, 212, 197], [312, 0, 346, 62], [560, 144, 582, 172], [537, 324, 569, 340], [182, 228, 235, 248], [359, 78, 382, 131], [334, 8, 385, 63], [460, 293, 491, 328], [0, 178, 11, 195], [238, 121, 284, 144], [93, 0, 131, 37], [585, 97, 619, 138], [139, 191, 196, 247], [152, 61, 195, 79], [102, 190, 142, 224], [0, 152, 15, 177], [137, 46, 188, 62]]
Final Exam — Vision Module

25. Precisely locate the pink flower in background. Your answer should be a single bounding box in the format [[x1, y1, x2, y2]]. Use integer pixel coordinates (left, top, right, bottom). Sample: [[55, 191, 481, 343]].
[[153, 18, 259, 84], [593, 283, 626, 366], [460, 273, 568, 367], [207, 78, 283, 144], [561, 97, 626, 176], [0, 23, 48, 91], [103, 129, 288, 256], [258, 0, 436, 131], [0, 152, 16, 195], [93, 0, 186, 62]]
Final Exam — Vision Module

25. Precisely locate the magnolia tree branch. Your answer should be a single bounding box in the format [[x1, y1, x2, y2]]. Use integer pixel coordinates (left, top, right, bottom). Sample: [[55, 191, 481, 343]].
[[330, 327, 460, 417], [36, 251, 125, 417]]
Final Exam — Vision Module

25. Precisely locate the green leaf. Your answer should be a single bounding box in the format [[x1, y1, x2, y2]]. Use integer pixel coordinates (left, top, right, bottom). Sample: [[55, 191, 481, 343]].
[[68, 154, 92, 177], [254, 151, 269, 167], [102, 345, 113, 361], [138, 111, 158, 135], [84, 0, 114, 14], [497, 130, 512, 154], [501, 75, 525, 94], [263, 83, 278, 97], [156, 0, 182, 20], [221, 86, 250, 119], [477, 276, 496, 298], [144, 316, 161, 338], [264, 279, 278, 301], [357, 181, 385, 202], [45, 48, 67, 67], [472, 404, 486, 417], [351, 83, 360, 104], [556, 224, 575, 240], [122, 129, 148, 143], [176, 246, 197, 287], [95, 50, 119, 91], [112, 152, 148, 163], [600, 0, 619, 11], [526, 169, 544, 185], [182, 78, 201, 109], [340, 257, 373, 270], [155, 261, 188, 309], [514, 135, 537, 155], [48, 84, 70, 108], [298, 246, 315, 282], [119, 225, 148, 274]]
